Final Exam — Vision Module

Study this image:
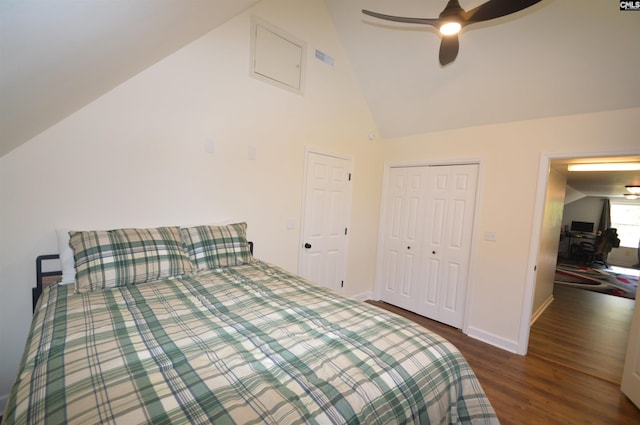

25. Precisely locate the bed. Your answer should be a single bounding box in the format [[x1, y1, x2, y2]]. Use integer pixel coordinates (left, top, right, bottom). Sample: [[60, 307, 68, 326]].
[[4, 223, 499, 424]]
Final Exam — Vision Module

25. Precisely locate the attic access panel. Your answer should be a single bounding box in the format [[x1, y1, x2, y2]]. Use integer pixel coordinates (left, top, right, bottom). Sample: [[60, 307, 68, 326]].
[[250, 17, 306, 95]]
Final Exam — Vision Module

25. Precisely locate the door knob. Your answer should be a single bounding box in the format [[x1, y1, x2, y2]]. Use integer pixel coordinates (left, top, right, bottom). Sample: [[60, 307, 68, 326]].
[[304, 243, 312, 249]]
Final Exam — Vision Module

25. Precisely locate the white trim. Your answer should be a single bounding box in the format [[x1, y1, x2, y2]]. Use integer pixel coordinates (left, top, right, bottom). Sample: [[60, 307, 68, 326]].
[[462, 159, 485, 336], [530, 294, 554, 326], [351, 291, 374, 302], [302, 146, 353, 162], [249, 16, 306, 95], [298, 147, 354, 292], [518, 153, 551, 355], [382, 158, 482, 169], [466, 326, 520, 354], [374, 157, 483, 333], [520, 147, 640, 355]]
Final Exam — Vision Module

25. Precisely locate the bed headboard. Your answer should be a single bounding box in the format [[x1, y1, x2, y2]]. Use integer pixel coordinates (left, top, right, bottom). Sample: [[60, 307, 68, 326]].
[[33, 241, 254, 312], [33, 254, 62, 312]]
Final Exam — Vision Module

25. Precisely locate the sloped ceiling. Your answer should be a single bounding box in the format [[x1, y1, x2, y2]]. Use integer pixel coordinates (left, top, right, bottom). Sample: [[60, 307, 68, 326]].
[[0, 0, 259, 158], [325, 0, 640, 139], [1, 0, 639, 173]]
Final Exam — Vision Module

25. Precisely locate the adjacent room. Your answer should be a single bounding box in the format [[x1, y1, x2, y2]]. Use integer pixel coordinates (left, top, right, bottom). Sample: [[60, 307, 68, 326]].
[[528, 156, 640, 391], [555, 162, 640, 300], [1, 0, 639, 423]]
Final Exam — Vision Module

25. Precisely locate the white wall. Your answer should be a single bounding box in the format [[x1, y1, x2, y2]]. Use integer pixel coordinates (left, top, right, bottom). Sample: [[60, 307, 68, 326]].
[[532, 167, 566, 321], [380, 107, 640, 353], [2, 0, 640, 411], [562, 197, 607, 231], [0, 0, 383, 407], [609, 245, 640, 269]]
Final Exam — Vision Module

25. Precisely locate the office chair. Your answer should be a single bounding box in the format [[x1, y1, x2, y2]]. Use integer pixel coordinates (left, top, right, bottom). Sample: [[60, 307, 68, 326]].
[[593, 228, 620, 268], [570, 240, 596, 265]]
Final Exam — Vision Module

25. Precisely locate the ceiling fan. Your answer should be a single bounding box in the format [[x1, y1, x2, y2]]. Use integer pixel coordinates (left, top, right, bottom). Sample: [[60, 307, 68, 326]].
[[362, 0, 542, 66]]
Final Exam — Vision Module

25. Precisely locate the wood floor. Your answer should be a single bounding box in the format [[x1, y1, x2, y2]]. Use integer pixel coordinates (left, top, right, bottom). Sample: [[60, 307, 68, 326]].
[[367, 285, 640, 425], [528, 283, 634, 384]]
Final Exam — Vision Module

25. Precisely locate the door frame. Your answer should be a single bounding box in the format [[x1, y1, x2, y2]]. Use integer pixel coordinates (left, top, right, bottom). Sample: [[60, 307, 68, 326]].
[[374, 158, 483, 334], [521, 147, 640, 355], [297, 147, 354, 290]]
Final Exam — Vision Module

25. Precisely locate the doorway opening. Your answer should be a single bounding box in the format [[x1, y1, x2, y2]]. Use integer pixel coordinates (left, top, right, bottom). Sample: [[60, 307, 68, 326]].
[[526, 153, 640, 385]]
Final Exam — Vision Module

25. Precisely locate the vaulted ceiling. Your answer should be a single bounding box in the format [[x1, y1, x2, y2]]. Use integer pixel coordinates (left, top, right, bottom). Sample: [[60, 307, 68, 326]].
[[0, 0, 260, 158], [326, 0, 640, 138], [2, 0, 639, 197]]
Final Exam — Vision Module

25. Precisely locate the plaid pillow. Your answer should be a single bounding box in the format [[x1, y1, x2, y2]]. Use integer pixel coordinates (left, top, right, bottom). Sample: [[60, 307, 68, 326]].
[[70, 226, 193, 293], [181, 222, 253, 270]]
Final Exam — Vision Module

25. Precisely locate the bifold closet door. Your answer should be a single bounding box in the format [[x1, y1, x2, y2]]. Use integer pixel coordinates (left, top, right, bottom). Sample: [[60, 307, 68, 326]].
[[378, 166, 429, 313], [379, 164, 478, 329], [417, 164, 478, 328]]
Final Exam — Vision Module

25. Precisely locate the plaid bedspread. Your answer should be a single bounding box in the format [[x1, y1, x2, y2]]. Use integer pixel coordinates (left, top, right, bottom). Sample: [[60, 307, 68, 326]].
[[5, 261, 499, 424]]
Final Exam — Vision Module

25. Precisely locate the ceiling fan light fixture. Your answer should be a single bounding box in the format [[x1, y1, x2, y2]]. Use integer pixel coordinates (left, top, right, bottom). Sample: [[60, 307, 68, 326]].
[[438, 0, 463, 35], [439, 21, 462, 35], [626, 185, 640, 194], [361, 0, 543, 65]]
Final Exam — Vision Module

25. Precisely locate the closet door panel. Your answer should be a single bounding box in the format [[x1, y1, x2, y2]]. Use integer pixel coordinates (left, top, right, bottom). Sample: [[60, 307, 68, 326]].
[[419, 164, 478, 328], [379, 167, 428, 312]]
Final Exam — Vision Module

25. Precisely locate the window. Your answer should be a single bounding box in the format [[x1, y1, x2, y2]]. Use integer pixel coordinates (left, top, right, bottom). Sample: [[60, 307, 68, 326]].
[[610, 201, 640, 248]]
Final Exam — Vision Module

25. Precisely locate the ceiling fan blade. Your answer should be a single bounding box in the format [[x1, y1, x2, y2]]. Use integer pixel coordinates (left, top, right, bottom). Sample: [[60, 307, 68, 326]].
[[463, 0, 542, 24], [363, 0, 542, 66], [362, 9, 439, 27], [439, 35, 459, 66]]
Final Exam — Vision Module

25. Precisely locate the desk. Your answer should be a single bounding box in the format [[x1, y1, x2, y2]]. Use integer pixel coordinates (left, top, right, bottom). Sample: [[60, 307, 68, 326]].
[[559, 232, 596, 260]]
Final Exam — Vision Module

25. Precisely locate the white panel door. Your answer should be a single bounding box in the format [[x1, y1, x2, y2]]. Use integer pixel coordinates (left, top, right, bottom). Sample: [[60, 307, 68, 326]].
[[418, 164, 478, 328], [299, 152, 351, 292], [379, 167, 429, 312], [378, 163, 478, 328], [622, 296, 640, 409]]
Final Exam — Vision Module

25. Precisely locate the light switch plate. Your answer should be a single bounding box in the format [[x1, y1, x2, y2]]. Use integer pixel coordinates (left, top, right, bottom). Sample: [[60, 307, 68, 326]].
[[204, 139, 214, 154], [484, 231, 497, 242]]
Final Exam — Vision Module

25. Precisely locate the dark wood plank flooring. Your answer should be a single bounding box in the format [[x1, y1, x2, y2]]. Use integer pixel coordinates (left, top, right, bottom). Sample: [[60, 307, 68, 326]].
[[367, 287, 640, 425], [528, 283, 634, 384]]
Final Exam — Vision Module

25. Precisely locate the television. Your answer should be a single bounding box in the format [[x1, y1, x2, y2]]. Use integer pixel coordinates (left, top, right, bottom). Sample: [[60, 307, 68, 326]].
[[570, 220, 595, 233]]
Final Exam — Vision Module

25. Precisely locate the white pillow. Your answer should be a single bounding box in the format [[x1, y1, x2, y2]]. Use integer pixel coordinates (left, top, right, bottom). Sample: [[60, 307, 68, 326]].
[[56, 228, 75, 285]]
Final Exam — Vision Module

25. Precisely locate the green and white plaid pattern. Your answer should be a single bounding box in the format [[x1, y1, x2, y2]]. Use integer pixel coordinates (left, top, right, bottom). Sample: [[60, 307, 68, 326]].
[[69, 226, 193, 293], [181, 222, 253, 270], [5, 261, 499, 425]]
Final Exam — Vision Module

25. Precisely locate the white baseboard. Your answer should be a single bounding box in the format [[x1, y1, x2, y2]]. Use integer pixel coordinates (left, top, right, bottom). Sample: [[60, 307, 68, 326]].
[[351, 291, 374, 302], [530, 294, 554, 326], [357, 296, 522, 354], [466, 326, 520, 354]]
